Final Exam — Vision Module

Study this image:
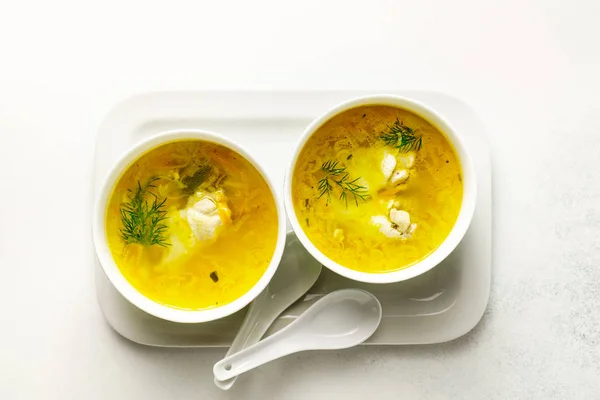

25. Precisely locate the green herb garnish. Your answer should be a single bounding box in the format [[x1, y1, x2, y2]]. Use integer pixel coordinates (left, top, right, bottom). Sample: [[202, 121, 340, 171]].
[[119, 177, 170, 247], [380, 118, 422, 153], [181, 165, 212, 193], [318, 160, 368, 207]]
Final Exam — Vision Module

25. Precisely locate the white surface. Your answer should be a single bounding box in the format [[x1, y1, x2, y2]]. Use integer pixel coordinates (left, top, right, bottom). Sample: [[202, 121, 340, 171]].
[[1, 0, 599, 399], [94, 90, 491, 347], [213, 289, 382, 381]]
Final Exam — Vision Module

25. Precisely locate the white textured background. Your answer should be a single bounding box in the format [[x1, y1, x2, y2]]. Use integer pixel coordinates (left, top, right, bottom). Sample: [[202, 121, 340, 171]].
[[1, 0, 599, 399]]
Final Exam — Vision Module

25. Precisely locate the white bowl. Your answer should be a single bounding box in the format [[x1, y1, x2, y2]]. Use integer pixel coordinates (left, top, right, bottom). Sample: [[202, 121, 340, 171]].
[[284, 95, 477, 284], [92, 129, 287, 323]]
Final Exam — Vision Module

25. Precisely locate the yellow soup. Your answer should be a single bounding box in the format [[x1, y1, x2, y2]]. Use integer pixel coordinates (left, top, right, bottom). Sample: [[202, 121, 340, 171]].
[[105, 140, 278, 310], [292, 105, 463, 273]]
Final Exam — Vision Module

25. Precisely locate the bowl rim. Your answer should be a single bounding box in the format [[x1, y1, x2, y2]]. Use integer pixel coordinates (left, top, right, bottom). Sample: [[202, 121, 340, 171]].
[[283, 94, 477, 284], [92, 129, 287, 323]]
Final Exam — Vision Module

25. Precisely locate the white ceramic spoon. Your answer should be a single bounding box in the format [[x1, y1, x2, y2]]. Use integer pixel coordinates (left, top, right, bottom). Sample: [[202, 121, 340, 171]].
[[213, 289, 382, 381], [213, 231, 322, 390]]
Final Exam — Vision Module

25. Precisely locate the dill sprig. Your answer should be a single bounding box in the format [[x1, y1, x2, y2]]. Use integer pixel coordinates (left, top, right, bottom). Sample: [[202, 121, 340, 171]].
[[380, 118, 423, 153], [318, 160, 368, 207], [119, 177, 171, 247]]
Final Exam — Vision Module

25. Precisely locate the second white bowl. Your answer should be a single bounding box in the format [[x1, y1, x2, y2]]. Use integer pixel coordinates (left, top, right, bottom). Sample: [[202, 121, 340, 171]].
[[284, 94, 477, 284]]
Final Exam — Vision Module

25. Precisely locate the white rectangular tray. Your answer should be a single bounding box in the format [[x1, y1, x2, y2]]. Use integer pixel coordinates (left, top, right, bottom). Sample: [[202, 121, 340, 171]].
[[94, 91, 491, 346]]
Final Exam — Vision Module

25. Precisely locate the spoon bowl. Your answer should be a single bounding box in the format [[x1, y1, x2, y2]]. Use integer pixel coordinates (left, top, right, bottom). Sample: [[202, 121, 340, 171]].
[[288, 290, 381, 347], [213, 289, 382, 381]]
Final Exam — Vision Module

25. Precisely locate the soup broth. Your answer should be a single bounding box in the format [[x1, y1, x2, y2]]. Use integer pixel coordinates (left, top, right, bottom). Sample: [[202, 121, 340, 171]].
[[292, 105, 463, 273], [105, 140, 278, 309]]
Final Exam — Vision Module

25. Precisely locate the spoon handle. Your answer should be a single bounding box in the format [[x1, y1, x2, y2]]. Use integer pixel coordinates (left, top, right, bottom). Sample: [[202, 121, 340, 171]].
[[213, 328, 299, 381], [227, 295, 272, 354], [213, 295, 274, 389]]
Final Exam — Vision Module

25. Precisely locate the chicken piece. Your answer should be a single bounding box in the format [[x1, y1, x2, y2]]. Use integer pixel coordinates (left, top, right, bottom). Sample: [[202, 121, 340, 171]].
[[381, 152, 397, 181], [192, 197, 217, 214], [333, 228, 345, 242], [371, 208, 417, 240], [390, 169, 409, 185], [185, 192, 231, 241], [389, 209, 411, 233]]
